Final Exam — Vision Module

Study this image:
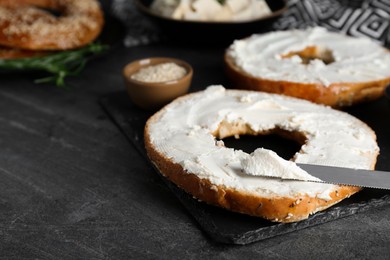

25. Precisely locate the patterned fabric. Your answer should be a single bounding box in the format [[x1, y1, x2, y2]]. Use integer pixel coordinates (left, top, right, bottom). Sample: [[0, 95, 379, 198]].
[[274, 0, 390, 47], [112, 0, 390, 47]]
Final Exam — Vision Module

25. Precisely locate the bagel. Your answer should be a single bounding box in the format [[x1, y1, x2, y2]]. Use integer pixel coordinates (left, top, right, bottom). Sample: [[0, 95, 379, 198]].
[[144, 86, 379, 222], [0, 0, 104, 50], [225, 27, 390, 107], [0, 45, 49, 59]]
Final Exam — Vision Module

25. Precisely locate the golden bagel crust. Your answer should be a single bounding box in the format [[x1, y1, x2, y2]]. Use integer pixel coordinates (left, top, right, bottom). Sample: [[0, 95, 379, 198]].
[[0, 0, 104, 50], [224, 51, 390, 108], [0, 45, 49, 59], [144, 91, 378, 222]]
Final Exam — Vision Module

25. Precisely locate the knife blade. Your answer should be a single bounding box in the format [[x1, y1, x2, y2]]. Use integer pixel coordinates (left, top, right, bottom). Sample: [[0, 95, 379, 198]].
[[297, 163, 390, 190]]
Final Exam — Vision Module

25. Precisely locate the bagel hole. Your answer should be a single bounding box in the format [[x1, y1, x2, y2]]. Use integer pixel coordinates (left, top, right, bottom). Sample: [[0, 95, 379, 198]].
[[281, 46, 335, 65], [38, 7, 61, 17], [219, 130, 305, 160]]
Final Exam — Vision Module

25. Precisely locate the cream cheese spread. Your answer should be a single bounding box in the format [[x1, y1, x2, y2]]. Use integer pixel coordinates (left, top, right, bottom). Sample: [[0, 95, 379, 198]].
[[147, 86, 379, 200], [242, 148, 321, 182], [227, 27, 390, 87], [150, 0, 271, 22]]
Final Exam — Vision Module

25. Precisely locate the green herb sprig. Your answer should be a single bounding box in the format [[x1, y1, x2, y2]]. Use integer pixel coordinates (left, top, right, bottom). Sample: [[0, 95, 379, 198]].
[[217, 0, 226, 5], [0, 42, 109, 87]]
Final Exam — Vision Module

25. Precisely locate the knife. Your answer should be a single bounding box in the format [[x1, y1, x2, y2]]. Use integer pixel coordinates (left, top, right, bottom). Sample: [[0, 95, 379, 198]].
[[297, 163, 390, 190]]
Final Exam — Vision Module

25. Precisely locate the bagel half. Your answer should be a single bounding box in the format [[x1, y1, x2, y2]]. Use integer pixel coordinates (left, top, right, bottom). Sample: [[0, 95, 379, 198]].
[[144, 86, 379, 222]]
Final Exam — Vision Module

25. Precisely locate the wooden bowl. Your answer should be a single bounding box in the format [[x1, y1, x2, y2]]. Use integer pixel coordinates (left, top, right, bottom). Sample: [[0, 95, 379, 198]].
[[134, 0, 287, 45], [123, 57, 193, 110]]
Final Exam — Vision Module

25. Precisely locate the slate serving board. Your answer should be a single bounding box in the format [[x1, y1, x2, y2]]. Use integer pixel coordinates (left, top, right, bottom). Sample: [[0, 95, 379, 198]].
[[100, 91, 390, 245]]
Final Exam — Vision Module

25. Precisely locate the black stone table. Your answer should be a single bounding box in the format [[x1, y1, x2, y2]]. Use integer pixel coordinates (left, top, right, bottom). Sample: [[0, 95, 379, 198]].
[[1, 41, 390, 259]]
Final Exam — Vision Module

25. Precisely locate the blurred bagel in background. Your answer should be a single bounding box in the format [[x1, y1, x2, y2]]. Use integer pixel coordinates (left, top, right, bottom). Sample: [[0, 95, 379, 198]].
[[0, 0, 104, 51]]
